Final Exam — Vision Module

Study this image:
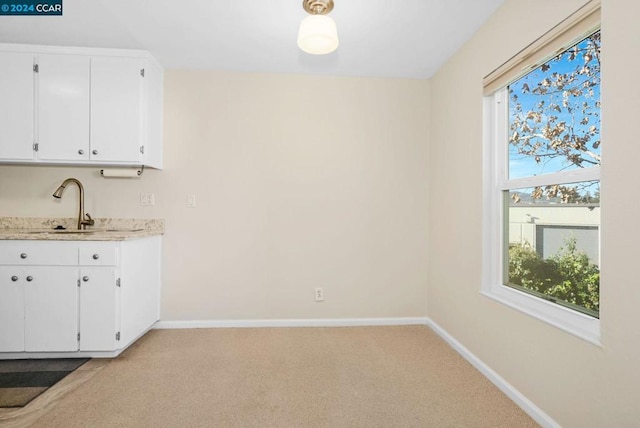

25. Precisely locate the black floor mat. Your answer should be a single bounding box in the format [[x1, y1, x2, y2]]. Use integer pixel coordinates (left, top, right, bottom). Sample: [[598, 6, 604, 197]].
[[0, 358, 90, 407]]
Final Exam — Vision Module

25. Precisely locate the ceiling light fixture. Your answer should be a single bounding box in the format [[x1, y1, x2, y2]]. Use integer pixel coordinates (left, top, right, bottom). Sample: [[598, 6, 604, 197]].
[[297, 0, 339, 55]]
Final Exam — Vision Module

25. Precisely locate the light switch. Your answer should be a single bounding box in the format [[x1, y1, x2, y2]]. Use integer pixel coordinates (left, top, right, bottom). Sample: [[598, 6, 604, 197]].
[[187, 194, 196, 208]]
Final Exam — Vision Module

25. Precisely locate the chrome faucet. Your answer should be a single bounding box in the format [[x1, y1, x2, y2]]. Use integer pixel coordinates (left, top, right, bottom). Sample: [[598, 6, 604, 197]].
[[52, 178, 95, 230]]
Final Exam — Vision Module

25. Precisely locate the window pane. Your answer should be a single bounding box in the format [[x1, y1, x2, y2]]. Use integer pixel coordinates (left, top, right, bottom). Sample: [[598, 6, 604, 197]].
[[505, 181, 600, 317], [508, 31, 601, 179]]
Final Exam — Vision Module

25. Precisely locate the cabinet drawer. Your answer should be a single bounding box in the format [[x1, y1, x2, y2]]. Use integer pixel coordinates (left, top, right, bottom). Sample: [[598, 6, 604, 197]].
[[0, 242, 78, 265], [79, 244, 117, 266]]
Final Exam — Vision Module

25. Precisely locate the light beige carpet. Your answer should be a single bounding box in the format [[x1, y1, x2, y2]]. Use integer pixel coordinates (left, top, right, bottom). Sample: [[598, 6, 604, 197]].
[[28, 326, 537, 427]]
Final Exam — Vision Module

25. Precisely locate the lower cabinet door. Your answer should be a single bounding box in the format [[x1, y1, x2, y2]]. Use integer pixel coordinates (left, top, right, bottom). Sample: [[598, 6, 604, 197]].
[[79, 268, 118, 351], [24, 267, 79, 352], [0, 267, 25, 352]]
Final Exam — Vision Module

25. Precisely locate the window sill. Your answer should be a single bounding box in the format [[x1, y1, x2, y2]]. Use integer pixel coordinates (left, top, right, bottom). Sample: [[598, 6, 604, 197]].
[[481, 285, 601, 346]]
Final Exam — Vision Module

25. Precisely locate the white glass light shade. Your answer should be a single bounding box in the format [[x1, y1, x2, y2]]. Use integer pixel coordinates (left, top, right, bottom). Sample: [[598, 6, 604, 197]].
[[297, 15, 339, 55]]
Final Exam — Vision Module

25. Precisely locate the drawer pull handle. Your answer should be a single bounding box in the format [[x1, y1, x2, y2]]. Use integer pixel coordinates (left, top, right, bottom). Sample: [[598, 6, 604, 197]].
[[92, 150, 99, 155], [20, 253, 27, 259], [11, 276, 18, 282], [83, 276, 89, 282], [78, 149, 84, 155], [93, 254, 100, 260], [26, 276, 33, 282]]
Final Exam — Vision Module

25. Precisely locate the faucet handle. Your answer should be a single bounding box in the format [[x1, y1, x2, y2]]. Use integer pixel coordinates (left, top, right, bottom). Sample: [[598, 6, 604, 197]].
[[83, 213, 95, 226]]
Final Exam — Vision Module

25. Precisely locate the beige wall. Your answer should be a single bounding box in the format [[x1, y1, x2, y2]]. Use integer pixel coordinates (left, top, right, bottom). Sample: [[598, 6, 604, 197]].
[[0, 71, 430, 321], [428, 0, 640, 426]]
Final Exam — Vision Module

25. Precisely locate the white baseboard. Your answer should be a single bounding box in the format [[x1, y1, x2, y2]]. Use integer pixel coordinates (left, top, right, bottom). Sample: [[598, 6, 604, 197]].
[[154, 317, 428, 329], [424, 318, 559, 428]]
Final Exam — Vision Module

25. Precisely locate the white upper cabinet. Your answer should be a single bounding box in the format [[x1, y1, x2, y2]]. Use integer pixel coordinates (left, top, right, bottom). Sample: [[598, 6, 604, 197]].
[[142, 61, 163, 169], [0, 52, 34, 160], [37, 54, 91, 161], [90, 56, 143, 163], [0, 44, 163, 168]]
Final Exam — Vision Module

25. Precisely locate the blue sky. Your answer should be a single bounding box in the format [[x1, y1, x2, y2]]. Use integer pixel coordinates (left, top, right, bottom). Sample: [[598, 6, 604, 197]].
[[507, 32, 601, 180]]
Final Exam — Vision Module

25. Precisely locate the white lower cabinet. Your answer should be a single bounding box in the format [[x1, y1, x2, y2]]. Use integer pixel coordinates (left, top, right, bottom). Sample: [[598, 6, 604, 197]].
[[0, 267, 25, 352], [0, 236, 161, 358], [79, 267, 118, 351], [0, 266, 79, 352], [24, 266, 79, 352]]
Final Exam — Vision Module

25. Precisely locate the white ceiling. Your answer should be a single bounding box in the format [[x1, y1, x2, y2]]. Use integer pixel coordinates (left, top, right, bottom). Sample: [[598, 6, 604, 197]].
[[0, 0, 504, 79]]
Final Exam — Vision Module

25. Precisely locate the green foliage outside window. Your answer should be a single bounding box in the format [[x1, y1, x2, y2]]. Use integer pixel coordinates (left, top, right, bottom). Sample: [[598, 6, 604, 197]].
[[508, 236, 599, 316]]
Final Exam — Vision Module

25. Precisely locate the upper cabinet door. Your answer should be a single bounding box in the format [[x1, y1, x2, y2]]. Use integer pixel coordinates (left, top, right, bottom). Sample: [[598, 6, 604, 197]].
[[0, 52, 34, 160], [90, 56, 143, 163], [37, 54, 90, 161]]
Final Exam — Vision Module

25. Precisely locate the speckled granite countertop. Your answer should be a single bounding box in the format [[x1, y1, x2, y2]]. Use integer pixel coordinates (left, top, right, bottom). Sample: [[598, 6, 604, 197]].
[[0, 217, 164, 241]]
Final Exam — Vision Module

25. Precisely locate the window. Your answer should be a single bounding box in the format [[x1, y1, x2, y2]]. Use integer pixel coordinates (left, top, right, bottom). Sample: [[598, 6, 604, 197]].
[[483, 3, 601, 344]]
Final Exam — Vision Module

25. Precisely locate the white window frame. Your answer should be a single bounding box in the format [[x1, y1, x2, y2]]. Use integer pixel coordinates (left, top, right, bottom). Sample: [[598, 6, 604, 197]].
[[482, 85, 601, 346]]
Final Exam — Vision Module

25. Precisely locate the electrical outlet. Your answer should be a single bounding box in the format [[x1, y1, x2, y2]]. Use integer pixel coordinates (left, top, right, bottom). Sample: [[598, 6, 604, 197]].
[[187, 194, 196, 208], [140, 193, 155, 206], [314, 287, 324, 302]]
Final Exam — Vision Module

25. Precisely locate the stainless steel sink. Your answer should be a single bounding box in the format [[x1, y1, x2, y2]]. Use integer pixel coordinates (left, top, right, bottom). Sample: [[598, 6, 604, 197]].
[[52, 230, 98, 233], [21, 229, 96, 234], [19, 228, 144, 234]]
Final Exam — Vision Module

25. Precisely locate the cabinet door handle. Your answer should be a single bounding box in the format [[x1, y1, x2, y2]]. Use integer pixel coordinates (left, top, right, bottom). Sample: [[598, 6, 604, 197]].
[[78, 149, 84, 155], [11, 276, 18, 282], [92, 150, 98, 155], [26, 276, 33, 282], [83, 276, 89, 282], [20, 253, 27, 259], [92, 254, 100, 260]]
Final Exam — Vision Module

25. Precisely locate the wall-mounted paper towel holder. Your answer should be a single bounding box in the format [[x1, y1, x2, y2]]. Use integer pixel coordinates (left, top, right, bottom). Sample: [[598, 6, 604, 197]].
[[100, 165, 144, 178]]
